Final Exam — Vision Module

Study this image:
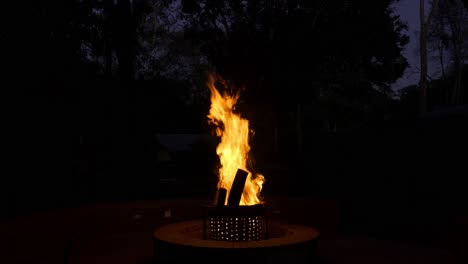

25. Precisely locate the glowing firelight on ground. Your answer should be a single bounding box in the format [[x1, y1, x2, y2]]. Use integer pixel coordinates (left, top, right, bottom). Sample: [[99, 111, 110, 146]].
[[206, 73, 265, 206]]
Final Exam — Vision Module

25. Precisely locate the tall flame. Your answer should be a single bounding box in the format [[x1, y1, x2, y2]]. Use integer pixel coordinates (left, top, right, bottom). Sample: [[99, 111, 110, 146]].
[[207, 74, 264, 206]]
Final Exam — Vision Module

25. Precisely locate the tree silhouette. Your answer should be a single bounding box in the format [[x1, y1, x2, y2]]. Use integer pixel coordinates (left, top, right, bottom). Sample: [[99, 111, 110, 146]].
[[180, 0, 408, 127], [427, 0, 468, 106], [419, 0, 439, 114]]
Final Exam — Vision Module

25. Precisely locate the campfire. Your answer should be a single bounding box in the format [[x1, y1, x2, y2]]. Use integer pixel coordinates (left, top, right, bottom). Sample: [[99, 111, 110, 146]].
[[203, 73, 267, 241], [205, 73, 265, 206], [153, 73, 320, 263]]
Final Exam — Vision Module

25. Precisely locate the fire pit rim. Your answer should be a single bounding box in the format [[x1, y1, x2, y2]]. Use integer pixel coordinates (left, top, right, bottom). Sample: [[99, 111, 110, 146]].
[[154, 219, 320, 249]]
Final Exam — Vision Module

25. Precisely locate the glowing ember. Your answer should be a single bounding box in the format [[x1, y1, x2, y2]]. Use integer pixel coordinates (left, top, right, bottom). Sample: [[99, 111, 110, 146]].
[[206, 73, 265, 206]]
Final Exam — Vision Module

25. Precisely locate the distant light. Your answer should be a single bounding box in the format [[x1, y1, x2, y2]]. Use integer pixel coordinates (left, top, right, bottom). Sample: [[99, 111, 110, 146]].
[[164, 210, 172, 218]]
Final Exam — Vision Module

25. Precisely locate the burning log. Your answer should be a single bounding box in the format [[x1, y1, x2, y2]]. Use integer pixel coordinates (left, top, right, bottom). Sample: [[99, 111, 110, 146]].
[[216, 188, 227, 207], [227, 168, 249, 206]]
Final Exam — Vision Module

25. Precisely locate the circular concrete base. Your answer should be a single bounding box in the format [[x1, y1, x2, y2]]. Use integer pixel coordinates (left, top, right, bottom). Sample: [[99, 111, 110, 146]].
[[154, 220, 320, 264]]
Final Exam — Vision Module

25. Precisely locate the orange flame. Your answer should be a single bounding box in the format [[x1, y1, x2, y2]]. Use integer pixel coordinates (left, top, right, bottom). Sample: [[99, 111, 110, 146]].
[[207, 74, 264, 206]]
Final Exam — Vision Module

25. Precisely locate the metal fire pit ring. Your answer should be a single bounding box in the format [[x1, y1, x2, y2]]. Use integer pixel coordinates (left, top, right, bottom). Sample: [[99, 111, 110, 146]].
[[153, 220, 319, 264]]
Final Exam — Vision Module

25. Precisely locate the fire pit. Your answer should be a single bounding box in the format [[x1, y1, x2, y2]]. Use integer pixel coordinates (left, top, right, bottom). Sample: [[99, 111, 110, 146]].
[[202, 204, 268, 241], [153, 73, 320, 263]]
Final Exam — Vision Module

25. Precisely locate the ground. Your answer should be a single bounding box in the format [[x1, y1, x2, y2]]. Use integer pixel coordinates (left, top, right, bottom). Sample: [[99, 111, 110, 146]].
[[2, 197, 465, 264]]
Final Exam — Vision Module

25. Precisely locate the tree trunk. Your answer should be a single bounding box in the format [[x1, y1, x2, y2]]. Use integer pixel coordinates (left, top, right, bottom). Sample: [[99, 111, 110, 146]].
[[296, 103, 303, 155], [452, 62, 464, 104], [273, 119, 279, 156], [420, 0, 428, 114], [114, 0, 136, 81], [437, 41, 450, 104], [104, 0, 114, 78], [438, 42, 446, 79]]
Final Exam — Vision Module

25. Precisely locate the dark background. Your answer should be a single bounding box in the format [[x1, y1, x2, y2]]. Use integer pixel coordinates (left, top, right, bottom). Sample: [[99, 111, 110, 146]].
[[3, 0, 468, 259]]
